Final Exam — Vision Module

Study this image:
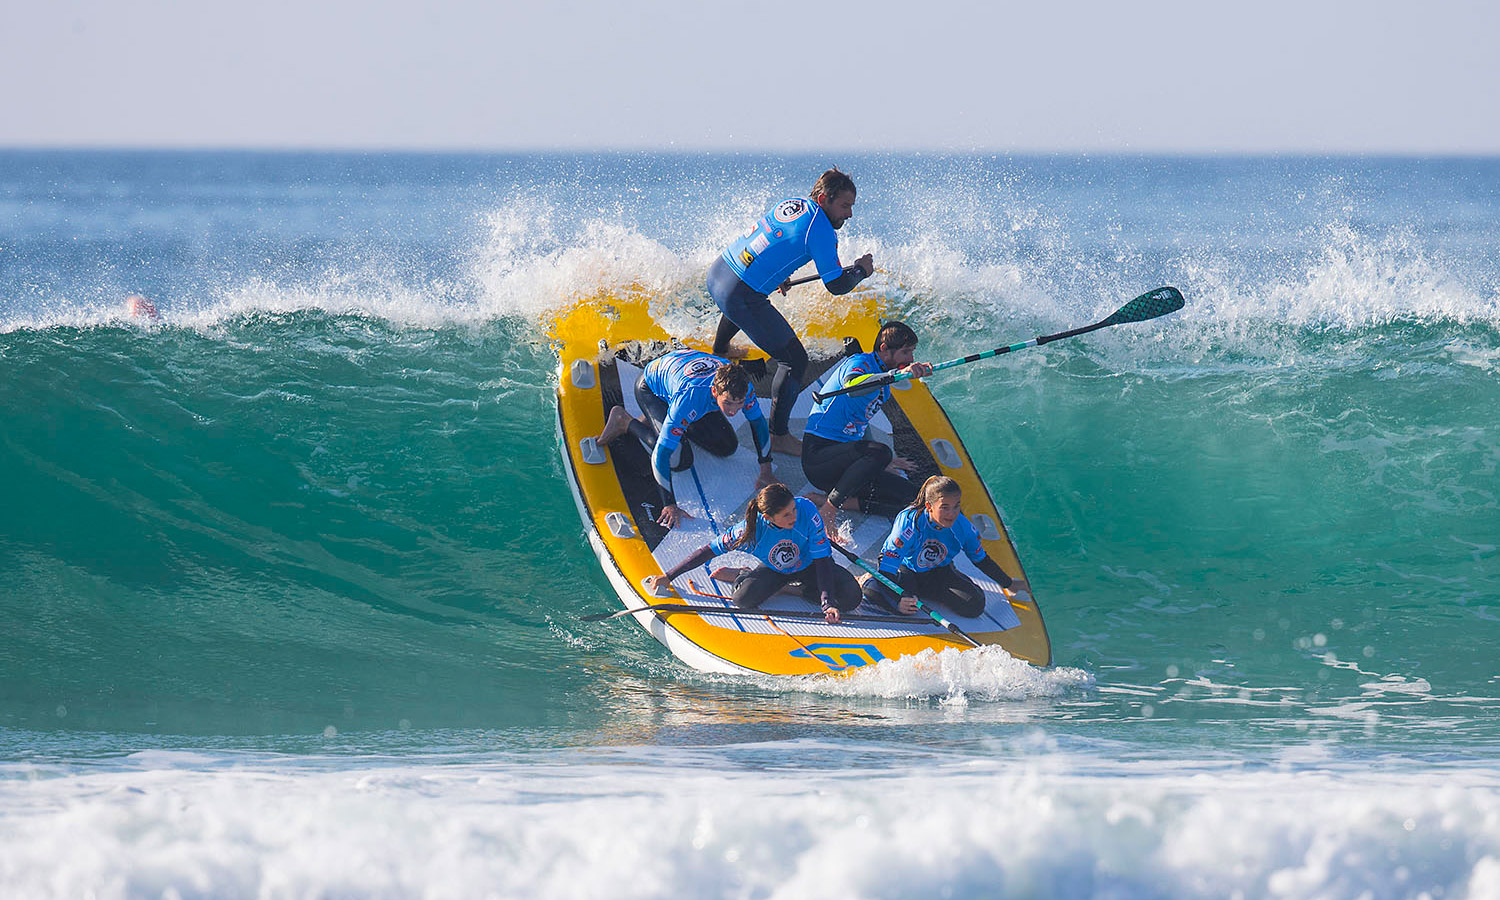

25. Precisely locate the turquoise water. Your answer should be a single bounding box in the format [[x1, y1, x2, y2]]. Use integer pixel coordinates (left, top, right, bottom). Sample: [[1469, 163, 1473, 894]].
[[3, 151, 1499, 898]]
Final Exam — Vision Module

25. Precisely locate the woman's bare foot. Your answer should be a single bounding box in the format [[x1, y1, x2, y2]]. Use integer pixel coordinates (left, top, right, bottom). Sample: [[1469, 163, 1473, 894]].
[[709, 566, 748, 584]]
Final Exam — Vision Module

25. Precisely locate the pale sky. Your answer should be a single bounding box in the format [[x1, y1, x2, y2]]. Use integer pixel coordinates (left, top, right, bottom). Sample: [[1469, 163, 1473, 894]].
[[3, 0, 1497, 153]]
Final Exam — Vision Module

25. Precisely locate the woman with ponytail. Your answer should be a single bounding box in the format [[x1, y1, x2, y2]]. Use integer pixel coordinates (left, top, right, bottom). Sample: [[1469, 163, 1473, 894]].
[[863, 476, 1029, 618], [644, 483, 861, 623]]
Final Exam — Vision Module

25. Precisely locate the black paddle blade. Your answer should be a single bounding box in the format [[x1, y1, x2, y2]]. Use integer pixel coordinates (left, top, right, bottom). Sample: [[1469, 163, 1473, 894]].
[[1100, 287, 1184, 326]]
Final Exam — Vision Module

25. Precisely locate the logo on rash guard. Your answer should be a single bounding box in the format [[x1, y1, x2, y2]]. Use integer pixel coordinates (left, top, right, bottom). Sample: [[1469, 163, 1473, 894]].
[[863, 395, 885, 420], [683, 357, 718, 378], [916, 539, 949, 568], [768, 540, 801, 572], [773, 198, 807, 223]]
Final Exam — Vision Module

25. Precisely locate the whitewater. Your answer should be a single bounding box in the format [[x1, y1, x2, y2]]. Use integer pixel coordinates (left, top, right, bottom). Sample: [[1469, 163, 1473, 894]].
[[2, 151, 1498, 899]]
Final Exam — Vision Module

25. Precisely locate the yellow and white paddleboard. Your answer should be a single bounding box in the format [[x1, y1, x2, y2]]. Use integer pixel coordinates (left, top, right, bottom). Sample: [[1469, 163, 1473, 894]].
[[551, 287, 1050, 676]]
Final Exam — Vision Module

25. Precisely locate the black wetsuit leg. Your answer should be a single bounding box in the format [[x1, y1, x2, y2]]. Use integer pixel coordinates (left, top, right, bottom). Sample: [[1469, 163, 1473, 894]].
[[632, 378, 689, 470], [765, 339, 808, 437], [802, 434, 918, 517], [860, 566, 906, 611], [906, 565, 987, 618], [737, 563, 862, 614], [794, 563, 862, 613], [707, 256, 806, 436], [859, 564, 985, 618], [732, 566, 800, 609], [684, 410, 738, 458], [712, 314, 741, 358]]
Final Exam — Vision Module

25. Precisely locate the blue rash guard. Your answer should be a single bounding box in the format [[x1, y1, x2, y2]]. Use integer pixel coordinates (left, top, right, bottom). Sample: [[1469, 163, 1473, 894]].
[[709, 496, 831, 573], [878, 506, 992, 577], [640, 350, 770, 499], [805, 351, 893, 442], [721, 196, 846, 294], [658, 495, 853, 610]]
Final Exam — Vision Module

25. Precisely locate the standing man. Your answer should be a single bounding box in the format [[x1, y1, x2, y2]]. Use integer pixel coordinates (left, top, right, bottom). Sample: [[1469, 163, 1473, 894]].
[[709, 168, 874, 457]]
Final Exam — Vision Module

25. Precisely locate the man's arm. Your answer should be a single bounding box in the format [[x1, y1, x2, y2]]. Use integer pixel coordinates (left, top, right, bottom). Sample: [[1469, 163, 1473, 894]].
[[821, 254, 874, 296]]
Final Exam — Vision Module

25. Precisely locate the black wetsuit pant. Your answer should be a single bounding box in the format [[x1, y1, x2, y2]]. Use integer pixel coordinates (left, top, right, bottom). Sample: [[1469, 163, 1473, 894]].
[[801, 433, 917, 518], [732, 563, 862, 613], [707, 257, 807, 437], [861, 564, 986, 619], [631, 378, 738, 476]]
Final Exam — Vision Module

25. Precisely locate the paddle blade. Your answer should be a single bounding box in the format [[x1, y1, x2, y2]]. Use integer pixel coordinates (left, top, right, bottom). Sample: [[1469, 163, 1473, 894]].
[[1100, 287, 1184, 327], [841, 371, 893, 396]]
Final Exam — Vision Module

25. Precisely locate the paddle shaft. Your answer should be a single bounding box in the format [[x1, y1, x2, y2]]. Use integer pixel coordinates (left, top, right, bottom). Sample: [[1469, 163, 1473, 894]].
[[581, 602, 926, 626], [779, 265, 860, 291], [812, 320, 1112, 402], [925, 318, 1112, 373], [828, 543, 981, 648], [812, 286, 1183, 402]]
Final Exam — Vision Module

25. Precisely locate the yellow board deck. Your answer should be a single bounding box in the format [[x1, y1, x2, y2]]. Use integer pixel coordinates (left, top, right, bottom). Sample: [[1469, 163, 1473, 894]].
[[551, 288, 1050, 675]]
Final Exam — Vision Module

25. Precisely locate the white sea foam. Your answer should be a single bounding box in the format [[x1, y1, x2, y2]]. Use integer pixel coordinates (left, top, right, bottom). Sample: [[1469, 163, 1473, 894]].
[[756, 645, 1094, 705], [7, 188, 1498, 356], [1176, 222, 1499, 332], [470, 200, 703, 325], [3, 749, 1499, 900]]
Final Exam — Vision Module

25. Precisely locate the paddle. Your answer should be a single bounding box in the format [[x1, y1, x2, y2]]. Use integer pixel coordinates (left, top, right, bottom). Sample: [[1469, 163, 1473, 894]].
[[828, 542, 982, 648], [580, 602, 926, 626], [812, 286, 1185, 402], [779, 265, 861, 292]]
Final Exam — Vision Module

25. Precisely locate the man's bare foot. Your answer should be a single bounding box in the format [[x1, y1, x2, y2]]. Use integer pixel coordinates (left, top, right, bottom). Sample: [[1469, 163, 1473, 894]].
[[709, 566, 748, 583], [819, 501, 839, 541], [771, 432, 802, 456], [721, 344, 750, 360], [596, 406, 634, 445], [802, 491, 840, 540]]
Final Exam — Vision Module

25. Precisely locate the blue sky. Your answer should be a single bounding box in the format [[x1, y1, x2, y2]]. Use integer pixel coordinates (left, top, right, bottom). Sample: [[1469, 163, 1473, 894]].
[[4, 0, 1497, 153]]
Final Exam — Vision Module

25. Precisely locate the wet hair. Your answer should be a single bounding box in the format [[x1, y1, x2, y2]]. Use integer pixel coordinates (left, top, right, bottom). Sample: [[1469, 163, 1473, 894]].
[[874, 321, 918, 353], [737, 483, 796, 549], [712, 363, 751, 401], [810, 167, 856, 203], [909, 475, 962, 512]]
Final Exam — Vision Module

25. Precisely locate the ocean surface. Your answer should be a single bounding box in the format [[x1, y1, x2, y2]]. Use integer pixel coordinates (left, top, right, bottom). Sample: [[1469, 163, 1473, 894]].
[[2, 150, 1498, 899]]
